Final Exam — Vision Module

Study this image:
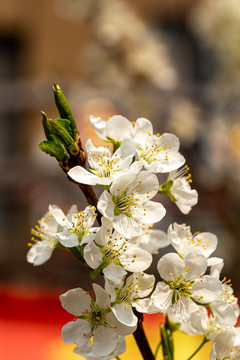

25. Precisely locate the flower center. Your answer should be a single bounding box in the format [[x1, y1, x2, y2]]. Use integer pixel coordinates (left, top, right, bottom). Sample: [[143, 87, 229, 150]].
[[139, 132, 169, 165], [116, 280, 139, 305], [29, 215, 57, 247], [219, 344, 240, 360], [167, 273, 195, 303], [113, 184, 142, 217], [80, 302, 111, 333], [102, 235, 127, 264], [89, 153, 121, 178], [68, 208, 96, 239]]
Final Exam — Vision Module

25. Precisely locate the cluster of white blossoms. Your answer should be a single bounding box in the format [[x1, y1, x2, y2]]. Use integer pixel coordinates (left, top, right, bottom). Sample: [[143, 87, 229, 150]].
[[28, 115, 240, 359]]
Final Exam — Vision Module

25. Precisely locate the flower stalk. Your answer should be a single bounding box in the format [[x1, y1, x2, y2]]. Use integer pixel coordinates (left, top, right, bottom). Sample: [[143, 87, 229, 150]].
[[186, 337, 209, 360]]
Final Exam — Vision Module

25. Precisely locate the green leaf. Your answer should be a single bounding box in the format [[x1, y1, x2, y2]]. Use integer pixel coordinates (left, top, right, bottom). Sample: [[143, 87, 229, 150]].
[[53, 83, 78, 139], [38, 140, 68, 161], [48, 119, 79, 155], [41, 111, 54, 141], [54, 118, 72, 135]]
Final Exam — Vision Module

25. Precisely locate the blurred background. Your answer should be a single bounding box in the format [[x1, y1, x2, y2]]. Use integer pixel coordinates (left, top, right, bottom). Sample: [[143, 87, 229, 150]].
[[1, 0, 240, 359]]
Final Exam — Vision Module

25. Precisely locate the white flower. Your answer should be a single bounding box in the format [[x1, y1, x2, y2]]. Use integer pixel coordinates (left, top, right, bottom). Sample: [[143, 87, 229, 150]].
[[151, 252, 222, 322], [210, 328, 240, 360], [49, 204, 97, 247], [27, 210, 59, 265], [105, 272, 155, 327], [132, 117, 185, 173], [68, 138, 137, 186], [131, 224, 169, 255], [84, 218, 152, 285], [60, 284, 136, 357], [73, 335, 126, 360], [210, 277, 239, 327], [90, 115, 185, 174], [208, 260, 239, 326], [167, 166, 198, 214], [168, 223, 218, 259], [208, 257, 224, 278], [97, 170, 166, 238], [89, 115, 133, 142], [189, 307, 230, 341]]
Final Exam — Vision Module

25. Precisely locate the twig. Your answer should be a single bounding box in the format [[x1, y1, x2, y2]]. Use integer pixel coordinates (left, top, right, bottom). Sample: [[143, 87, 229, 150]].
[[133, 310, 155, 360]]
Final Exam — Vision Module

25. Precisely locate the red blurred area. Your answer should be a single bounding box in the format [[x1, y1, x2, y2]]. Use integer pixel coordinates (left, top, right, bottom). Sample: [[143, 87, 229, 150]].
[[0, 283, 72, 360], [0, 283, 239, 360]]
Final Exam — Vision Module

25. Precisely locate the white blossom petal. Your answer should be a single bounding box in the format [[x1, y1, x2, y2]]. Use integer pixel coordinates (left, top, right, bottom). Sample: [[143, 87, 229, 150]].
[[97, 191, 115, 219], [193, 275, 222, 303], [120, 246, 152, 272], [26, 240, 55, 266], [60, 288, 91, 315], [68, 166, 112, 185], [61, 319, 90, 346], [111, 303, 138, 327], [92, 283, 111, 309], [103, 263, 127, 286], [84, 242, 103, 269], [56, 229, 79, 247]]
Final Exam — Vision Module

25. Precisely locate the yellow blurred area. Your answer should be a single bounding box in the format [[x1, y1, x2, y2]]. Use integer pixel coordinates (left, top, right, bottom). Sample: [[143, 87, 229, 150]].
[[47, 332, 211, 360]]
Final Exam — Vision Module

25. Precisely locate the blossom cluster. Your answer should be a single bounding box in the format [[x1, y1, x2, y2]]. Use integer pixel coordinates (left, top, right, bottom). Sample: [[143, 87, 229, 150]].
[[28, 115, 239, 359]]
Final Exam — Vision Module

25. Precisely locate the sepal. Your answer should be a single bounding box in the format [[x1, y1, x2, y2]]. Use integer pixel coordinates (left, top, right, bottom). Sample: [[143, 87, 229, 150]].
[[106, 136, 121, 152], [158, 180, 177, 202]]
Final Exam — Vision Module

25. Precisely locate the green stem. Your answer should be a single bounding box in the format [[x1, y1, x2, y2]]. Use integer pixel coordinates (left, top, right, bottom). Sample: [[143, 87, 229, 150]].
[[115, 357, 121, 360], [186, 337, 209, 360], [160, 323, 173, 360], [154, 341, 162, 358]]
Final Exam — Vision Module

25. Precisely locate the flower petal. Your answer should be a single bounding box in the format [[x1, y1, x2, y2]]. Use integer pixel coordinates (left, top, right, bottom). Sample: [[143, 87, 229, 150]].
[[84, 242, 103, 269], [49, 204, 70, 227], [120, 247, 152, 272], [103, 263, 127, 286], [97, 191, 115, 219], [56, 229, 79, 247], [151, 281, 173, 311], [106, 115, 133, 141], [137, 201, 166, 224], [89, 115, 107, 140], [26, 240, 54, 266], [68, 166, 112, 185], [113, 213, 141, 238], [61, 319, 90, 346], [60, 288, 91, 315], [193, 275, 222, 303], [111, 303, 138, 327], [92, 326, 119, 356], [92, 283, 111, 309], [157, 253, 185, 281]]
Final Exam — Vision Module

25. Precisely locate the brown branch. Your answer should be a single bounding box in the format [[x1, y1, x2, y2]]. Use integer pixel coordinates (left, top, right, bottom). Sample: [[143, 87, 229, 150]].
[[133, 310, 155, 360]]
